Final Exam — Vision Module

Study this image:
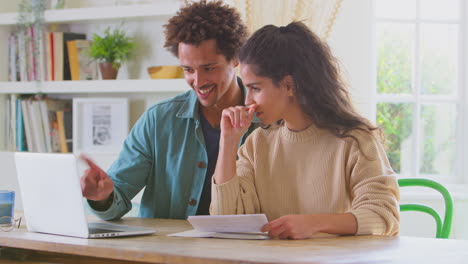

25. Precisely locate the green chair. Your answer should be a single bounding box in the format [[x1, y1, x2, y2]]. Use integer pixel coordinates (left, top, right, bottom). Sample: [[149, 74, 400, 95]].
[[398, 178, 453, 239]]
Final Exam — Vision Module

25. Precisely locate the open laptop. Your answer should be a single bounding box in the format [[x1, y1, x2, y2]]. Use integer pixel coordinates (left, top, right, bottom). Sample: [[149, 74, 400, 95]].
[[14, 152, 156, 238]]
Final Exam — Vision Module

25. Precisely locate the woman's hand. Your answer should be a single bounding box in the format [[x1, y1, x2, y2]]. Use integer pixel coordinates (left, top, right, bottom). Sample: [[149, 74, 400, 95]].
[[261, 215, 321, 240], [261, 213, 358, 239], [220, 104, 257, 140]]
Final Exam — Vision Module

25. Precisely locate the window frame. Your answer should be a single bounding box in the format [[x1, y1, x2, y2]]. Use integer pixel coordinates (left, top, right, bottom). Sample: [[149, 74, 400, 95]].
[[371, 0, 466, 184]]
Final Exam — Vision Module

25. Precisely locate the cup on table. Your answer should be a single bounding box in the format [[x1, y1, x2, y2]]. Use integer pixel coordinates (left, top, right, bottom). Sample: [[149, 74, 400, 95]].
[[0, 190, 15, 230]]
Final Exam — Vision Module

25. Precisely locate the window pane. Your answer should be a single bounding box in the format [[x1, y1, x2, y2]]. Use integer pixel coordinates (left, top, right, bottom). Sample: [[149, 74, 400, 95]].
[[420, 0, 460, 20], [375, 0, 416, 19], [377, 103, 414, 175], [420, 24, 458, 95], [377, 23, 414, 94], [419, 104, 456, 177]]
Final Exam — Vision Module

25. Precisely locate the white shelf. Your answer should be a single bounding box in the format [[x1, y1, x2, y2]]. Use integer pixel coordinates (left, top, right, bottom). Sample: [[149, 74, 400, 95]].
[[0, 79, 190, 94], [0, 3, 180, 25]]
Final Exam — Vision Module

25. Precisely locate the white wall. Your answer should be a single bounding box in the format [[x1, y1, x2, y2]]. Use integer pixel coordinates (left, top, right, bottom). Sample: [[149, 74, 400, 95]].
[[328, 0, 373, 120]]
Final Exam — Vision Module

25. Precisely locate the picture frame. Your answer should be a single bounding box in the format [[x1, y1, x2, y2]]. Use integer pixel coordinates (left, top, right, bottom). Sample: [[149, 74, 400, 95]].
[[73, 98, 129, 154]]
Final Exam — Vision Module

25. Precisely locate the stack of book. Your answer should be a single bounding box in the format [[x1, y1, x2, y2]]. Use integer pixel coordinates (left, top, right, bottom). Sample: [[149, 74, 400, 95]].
[[7, 95, 73, 153], [8, 28, 98, 82]]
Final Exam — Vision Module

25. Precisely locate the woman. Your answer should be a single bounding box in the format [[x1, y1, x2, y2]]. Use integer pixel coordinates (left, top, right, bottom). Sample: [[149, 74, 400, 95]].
[[210, 22, 400, 240]]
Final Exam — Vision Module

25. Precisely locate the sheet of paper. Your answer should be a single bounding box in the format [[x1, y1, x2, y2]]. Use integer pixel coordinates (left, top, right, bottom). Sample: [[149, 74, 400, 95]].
[[187, 214, 268, 233], [167, 229, 216, 238], [167, 229, 270, 240], [167, 214, 337, 240]]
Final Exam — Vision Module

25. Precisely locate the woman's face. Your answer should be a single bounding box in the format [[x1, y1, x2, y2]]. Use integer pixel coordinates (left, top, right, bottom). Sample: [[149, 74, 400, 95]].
[[241, 64, 292, 125]]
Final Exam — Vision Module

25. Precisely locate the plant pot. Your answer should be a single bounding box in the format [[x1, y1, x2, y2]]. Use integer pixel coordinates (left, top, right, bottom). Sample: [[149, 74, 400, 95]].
[[99, 62, 119, 80]]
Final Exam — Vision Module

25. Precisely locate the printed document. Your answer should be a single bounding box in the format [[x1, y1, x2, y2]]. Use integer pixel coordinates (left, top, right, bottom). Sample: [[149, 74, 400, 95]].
[[168, 214, 270, 240]]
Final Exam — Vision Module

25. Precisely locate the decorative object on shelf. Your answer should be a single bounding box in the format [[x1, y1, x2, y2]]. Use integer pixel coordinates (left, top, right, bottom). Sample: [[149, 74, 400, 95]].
[[50, 0, 66, 9], [147, 65, 184, 79], [88, 26, 135, 80], [72, 98, 129, 154], [16, 0, 47, 83]]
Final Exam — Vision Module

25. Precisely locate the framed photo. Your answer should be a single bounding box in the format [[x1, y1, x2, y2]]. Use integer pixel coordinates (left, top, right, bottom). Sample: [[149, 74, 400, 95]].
[[73, 98, 129, 154]]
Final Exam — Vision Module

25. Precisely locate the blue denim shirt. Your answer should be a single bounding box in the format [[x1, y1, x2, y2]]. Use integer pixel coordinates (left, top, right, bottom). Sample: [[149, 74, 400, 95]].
[[89, 85, 257, 220]]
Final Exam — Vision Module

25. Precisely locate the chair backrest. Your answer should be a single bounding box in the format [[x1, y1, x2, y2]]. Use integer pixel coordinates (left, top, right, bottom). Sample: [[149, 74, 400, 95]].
[[398, 178, 453, 239]]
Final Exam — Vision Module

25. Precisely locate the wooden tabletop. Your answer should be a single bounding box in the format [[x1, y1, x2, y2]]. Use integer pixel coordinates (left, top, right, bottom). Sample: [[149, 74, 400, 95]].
[[1, 217, 468, 264]]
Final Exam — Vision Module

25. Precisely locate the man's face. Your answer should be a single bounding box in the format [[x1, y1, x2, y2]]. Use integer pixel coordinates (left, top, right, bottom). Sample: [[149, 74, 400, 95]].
[[178, 39, 238, 108]]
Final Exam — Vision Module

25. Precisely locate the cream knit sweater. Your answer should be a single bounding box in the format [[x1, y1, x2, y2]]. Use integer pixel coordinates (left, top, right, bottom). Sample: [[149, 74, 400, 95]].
[[211, 124, 400, 236]]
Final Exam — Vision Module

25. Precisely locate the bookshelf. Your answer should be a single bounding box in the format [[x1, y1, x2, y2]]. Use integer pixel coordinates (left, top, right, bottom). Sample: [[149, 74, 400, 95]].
[[0, 3, 180, 25], [0, 79, 188, 94], [0, 0, 188, 154]]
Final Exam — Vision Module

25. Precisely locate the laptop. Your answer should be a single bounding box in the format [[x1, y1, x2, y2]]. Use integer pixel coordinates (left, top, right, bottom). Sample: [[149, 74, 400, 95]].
[[14, 152, 156, 238]]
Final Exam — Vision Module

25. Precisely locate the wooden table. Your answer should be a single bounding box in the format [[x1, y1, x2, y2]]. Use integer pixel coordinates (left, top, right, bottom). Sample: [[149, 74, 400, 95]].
[[1, 217, 468, 264]]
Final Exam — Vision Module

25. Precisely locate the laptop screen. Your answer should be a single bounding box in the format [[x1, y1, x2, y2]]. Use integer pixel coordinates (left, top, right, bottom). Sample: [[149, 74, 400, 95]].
[[15, 152, 90, 237]]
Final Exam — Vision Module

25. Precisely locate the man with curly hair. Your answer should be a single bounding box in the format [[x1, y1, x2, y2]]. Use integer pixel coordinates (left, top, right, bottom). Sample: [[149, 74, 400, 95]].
[[80, 0, 256, 220]]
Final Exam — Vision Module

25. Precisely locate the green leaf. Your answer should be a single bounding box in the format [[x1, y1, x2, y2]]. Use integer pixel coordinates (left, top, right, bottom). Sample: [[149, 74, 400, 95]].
[[88, 26, 135, 69]]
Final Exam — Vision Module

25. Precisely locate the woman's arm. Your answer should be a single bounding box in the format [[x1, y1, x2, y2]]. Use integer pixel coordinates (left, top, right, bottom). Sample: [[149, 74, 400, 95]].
[[210, 105, 259, 215], [262, 213, 357, 240], [213, 135, 240, 184], [346, 132, 400, 236], [213, 105, 256, 184]]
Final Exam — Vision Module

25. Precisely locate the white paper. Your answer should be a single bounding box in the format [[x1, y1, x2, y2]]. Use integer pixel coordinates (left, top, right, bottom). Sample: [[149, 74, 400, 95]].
[[168, 229, 270, 240], [188, 214, 268, 233], [167, 214, 270, 240], [167, 229, 215, 238]]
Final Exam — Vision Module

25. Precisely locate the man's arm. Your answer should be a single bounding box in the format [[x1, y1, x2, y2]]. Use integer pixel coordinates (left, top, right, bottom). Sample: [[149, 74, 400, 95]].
[[87, 191, 113, 211]]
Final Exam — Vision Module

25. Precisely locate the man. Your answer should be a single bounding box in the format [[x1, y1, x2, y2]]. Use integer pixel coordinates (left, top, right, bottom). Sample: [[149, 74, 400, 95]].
[[80, 0, 255, 220]]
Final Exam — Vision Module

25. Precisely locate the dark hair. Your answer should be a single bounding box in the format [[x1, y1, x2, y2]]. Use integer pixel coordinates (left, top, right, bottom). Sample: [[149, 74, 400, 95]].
[[239, 22, 381, 147], [163, 0, 248, 61]]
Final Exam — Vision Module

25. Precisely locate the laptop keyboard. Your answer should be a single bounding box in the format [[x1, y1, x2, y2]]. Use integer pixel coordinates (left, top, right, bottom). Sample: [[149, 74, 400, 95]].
[[88, 227, 124, 234]]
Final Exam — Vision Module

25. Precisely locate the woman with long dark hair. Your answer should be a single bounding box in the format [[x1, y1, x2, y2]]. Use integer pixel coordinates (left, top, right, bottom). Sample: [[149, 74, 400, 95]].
[[210, 21, 400, 239]]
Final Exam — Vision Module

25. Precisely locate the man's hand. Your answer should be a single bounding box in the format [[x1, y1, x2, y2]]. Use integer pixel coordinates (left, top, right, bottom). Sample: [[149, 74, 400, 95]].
[[80, 154, 114, 202]]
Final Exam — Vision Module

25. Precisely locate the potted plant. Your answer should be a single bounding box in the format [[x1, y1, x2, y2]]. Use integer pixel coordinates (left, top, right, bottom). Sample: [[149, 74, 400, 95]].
[[88, 26, 135, 80]]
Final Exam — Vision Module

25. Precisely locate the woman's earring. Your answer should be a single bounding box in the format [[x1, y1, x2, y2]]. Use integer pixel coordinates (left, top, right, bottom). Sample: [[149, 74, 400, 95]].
[[289, 90, 294, 97]]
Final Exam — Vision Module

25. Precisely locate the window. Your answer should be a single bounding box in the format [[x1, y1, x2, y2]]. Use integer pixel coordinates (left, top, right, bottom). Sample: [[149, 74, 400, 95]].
[[373, 0, 463, 183]]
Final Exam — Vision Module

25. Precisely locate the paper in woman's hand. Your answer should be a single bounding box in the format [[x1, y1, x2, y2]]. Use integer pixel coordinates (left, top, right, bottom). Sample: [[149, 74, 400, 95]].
[[167, 214, 270, 240]]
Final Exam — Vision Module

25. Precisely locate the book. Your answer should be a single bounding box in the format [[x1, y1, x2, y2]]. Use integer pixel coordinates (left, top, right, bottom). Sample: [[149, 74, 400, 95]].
[[46, 32, 54, 81], [52, 32, 63, 81], [44, 98, 72, 153], [38, 29, 48, 81], [63, 106, 73, 152], [29, 99, 47, 152], [8, 33, 17, 82], [8, 95, 16, 151], [21, 99, 34, 152], [62, 32, 86, 80], [16, 97, 27, 151], [38, 99, 53, 152], [56, 99, 73, 153], [167, 214, 270, 240], [67, 39, 98, 80], [56, 111, 68, 153], [29, 26, 37, 81], [17, 30, 27, 82]]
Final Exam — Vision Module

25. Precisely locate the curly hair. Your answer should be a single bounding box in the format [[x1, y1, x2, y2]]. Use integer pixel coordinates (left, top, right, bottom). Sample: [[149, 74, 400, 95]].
[[163, 0, 248, 61]]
